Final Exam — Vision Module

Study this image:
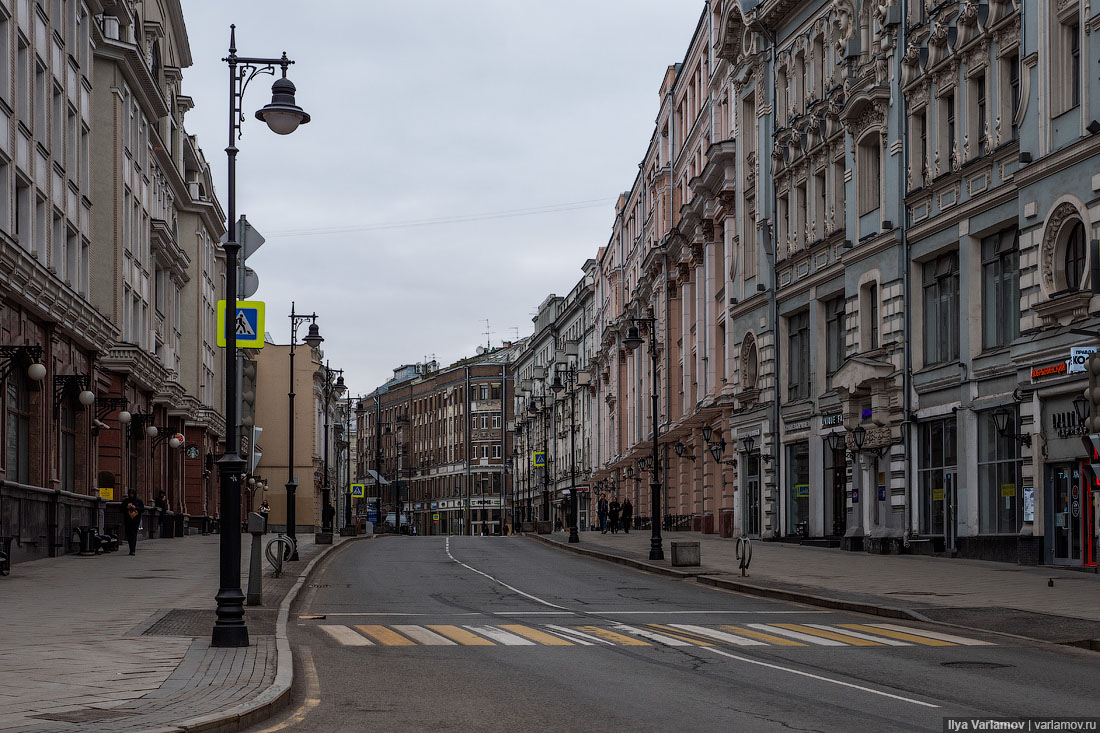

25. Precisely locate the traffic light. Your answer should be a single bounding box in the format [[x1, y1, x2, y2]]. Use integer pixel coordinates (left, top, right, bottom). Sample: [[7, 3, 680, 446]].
[[1087, 354, 1100, 432], [1082, 434, 1100, 489]]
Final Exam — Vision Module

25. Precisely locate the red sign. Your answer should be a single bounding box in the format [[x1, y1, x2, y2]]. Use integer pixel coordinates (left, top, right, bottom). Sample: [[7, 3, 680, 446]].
[[1031, 362, 1067, 380], [575, 485, 590, 492]]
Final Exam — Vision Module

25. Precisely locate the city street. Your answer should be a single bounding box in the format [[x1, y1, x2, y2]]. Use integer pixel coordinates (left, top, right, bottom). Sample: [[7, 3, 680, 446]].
[[250, 537, 1099, 732]]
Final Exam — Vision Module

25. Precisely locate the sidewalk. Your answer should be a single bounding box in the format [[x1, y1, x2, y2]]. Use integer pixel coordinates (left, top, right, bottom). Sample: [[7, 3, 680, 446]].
[[0, 530, 358, 732], [532, 529, 1100, 649]]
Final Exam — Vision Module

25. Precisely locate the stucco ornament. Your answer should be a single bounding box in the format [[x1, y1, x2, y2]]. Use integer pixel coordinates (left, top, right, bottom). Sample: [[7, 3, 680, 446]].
[[1041, 202, 1086, 293], [741, 335, 759, 391], [831, 0, 857, 56]]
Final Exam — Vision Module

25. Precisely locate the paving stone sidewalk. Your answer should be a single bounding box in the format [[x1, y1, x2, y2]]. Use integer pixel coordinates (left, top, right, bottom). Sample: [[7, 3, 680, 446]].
[[0, 530, 356, 732], [534, 529, 1100, 646]]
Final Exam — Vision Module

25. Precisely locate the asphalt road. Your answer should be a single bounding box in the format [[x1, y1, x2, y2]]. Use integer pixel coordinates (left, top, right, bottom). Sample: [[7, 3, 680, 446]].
[[245, 536, 1100, 733]]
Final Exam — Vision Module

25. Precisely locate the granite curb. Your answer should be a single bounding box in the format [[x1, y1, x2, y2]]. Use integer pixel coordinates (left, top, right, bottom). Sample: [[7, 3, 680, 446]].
[[527, 534, 1100, 652], [171, 535, 371, 733]]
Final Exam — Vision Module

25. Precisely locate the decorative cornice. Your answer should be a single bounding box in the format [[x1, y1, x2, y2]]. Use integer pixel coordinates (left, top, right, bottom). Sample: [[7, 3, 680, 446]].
[[100, 344, 168, 394]]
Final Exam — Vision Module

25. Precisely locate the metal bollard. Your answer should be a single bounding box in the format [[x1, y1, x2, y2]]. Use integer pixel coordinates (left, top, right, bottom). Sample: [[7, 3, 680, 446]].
[[246, 512, 265, 606], [736, 536, 752, 577]]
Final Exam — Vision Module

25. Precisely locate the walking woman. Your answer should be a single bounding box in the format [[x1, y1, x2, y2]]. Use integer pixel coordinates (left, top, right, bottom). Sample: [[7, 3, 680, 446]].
[[121, 489, 145, 556], [608, 497, 621, 534], [597, 495, 609, 533]]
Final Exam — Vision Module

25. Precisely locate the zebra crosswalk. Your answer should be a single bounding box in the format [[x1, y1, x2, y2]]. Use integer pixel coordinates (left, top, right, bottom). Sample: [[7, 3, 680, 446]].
[[314, 621, 994, 649]]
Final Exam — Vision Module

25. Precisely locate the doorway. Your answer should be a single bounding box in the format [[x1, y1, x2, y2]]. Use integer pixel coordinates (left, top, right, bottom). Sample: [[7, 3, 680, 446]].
[[1046, 462, 1095, 566], [824, 444, 846, 537], [743, 451, 761, 537]]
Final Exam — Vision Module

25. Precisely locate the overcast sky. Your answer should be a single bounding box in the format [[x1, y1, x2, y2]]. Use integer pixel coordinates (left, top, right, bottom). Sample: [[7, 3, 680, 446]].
[[182, 1, 703, 394]]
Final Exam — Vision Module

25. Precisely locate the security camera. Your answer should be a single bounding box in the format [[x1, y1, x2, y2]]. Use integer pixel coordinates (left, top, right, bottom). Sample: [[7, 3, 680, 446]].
[[93, 419, 110, 430]]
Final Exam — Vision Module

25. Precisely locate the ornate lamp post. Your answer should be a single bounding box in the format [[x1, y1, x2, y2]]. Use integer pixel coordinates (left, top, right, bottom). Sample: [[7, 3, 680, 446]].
[[623, 317, 664, 561], [287, 304, 321, 560], [551, 363, 590, 544], [319, 363, 345, 542], [214, 26, 310, 649]]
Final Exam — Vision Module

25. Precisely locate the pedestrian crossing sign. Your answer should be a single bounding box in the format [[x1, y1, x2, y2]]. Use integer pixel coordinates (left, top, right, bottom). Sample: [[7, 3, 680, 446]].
[[351, 484, 365, 498], [216, 300, 266, 349], [532, 451, 546, 468]]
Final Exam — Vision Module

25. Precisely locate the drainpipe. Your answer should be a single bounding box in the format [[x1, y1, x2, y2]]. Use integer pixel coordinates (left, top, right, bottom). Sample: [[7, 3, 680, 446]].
[[897, 8, 914, 549]]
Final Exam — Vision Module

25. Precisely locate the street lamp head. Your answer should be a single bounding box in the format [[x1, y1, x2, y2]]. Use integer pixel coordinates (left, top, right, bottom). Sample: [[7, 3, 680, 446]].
[[146, 425, 159, 439], [851, 424, 866, 450], [78, 389, 96, 407], [335, 375, 346, 396], [302, 322, 323, 349], [169, 437, 181, 449], [27, 362, 46, 381], [701, 424, 713, 443], [1073, 393, 1090, 423], [709, 438, 726, 462], [992, 407, 1010, 436], [550, 375, 564, 394], [741, 435, 755, 453], [825, 431, 842, 453], [623, 325, 644, 351], [674, 442, 685, 457], [254, 77, 311, 135], [118, 410, 132, 425]]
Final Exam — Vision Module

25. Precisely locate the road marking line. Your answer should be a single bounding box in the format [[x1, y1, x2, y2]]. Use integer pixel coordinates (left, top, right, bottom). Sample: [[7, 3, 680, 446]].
[[427, 624, 496, 646], [575, 625, 652, 646], [669, 624, 768, 646], [319, 625, 373, 646], [717, 625, 807, 646], [313, 612, 484, 617], [497, 624, 574, 646], [392, 625, 457, 646], [804, 624, 911, 646], [867, 624, 994, 646], [747, 624, 848, 646], [542, 625, 603, 645], [613, 624, 693, 646], [771, 624, 885, 646], [592, 610, 831, 615], [445, 536, 570, 611], [465, 625, 536, 646], [836, 624, 954, 646], [701, 647, 941, 708], [354, 625, 417, 646], [492, 611, 576, 616], [646, 624, 717, 646]]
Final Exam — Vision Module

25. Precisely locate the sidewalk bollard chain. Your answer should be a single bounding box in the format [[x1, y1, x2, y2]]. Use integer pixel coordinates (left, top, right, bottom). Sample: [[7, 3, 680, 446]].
[[736, 536, 752, 577]]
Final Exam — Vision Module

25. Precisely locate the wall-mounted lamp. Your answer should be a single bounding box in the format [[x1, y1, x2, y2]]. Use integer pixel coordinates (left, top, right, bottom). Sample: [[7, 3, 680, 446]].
[[54, 374, 95, 416], [992, 406, 1032, 447], [0, 345, 46, 383]]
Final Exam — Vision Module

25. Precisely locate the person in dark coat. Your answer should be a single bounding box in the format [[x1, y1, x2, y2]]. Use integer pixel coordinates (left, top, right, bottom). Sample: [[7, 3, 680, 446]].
[[597, 495, 609, 534], [259, 499, 271, 533], [154, 491, 168, 538], [322, 502, 336, 532], [608, 498, 621, 534], [621, 499, 634, 533], [121, 489, 145, 555]]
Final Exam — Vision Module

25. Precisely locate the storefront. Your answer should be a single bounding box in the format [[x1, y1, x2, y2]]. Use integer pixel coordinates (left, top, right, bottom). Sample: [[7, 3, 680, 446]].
[[1041, 396, 1096, 568]]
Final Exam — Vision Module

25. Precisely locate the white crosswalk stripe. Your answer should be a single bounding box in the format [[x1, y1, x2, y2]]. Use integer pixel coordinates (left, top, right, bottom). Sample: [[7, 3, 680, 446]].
[[613, 624, 693, 646], [747, 624, 848, 646], [320, 625, 373, 646], [670, 624, 768, 646], [868, 624, 996, 646], [392, 625, 457, 645], [805, 624, 911, 646], [542, 625, 605, 645], [464, 625, 536, 645]]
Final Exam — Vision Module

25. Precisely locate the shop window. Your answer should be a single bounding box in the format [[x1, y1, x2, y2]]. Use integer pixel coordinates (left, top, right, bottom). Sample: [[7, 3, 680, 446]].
[[981, 228, 1019, 349], [60, 395, 77, 492], [918, 417, 957, 535], [786, 442, 810, 536], [825, 296, 845, 376], [4, 365, 31, 483], [922, 252, 960, 365], [978, 408, 1023, 533]]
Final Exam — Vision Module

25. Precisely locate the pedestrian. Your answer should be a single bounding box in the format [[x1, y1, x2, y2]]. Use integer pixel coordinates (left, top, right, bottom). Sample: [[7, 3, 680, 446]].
[[259, 499, 270, 533], [121, 488, 145, 556], [621, 498, 633, 534], [609, 497, 621, 534], [322, 502, 336, 532], [154, 490, 168, 539], [597, 494, 609, 534]]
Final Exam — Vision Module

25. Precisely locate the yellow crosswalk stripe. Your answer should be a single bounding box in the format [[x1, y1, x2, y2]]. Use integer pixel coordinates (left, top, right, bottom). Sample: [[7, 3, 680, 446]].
[[647, 624, 716, 646], [838, 624, 955, 646], [718, 625, 807, 646], [771, 624, 885, 646], [867, 623, 995, 646], [498, 625, 574, 646], [575, 625, 652, 646], [426, 624, 496, 646], [354, 625, 416, 646]]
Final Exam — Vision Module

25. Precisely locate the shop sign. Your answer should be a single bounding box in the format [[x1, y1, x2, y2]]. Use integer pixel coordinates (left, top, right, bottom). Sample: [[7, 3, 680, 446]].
[[820, 413, 843, 428], [785, 420, 810, 432], [1031, 362, 1068, 381], [1066, 346, 1098, 374], [1051, 409, 1087, 438], [470, 497, 501, 508], [861, 407, 873, 420], [794, 483, 809, 498], [1023, 486, 1035, 522]]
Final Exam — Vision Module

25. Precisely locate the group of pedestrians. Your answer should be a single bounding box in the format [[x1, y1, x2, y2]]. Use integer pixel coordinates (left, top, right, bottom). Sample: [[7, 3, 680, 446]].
[[596, 495, 633, 534]]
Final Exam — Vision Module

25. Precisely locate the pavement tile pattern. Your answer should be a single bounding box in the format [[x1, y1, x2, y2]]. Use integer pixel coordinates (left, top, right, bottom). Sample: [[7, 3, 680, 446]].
[[310, 622, 993, 649]]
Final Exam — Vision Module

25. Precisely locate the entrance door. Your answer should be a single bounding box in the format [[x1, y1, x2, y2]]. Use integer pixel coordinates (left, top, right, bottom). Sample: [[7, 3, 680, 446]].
[[824, 445, 846, 536], [743, 451, 761, 537], [1047, 462, 1082, 565]]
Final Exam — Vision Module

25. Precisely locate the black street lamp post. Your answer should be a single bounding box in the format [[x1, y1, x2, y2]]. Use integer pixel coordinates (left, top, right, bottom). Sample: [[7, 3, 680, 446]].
[[214, 26, 310, 648], [551, 364, 589, 544], [623, 317, 664, 561], [287, 303, 322, 560], [319, 362, 345, 541]]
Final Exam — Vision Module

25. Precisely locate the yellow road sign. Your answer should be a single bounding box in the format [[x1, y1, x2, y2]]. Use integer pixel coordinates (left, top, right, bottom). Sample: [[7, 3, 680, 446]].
[[351, 484, 366, 498], [216, 300, 266, 349], [532, 451, 546, 468]]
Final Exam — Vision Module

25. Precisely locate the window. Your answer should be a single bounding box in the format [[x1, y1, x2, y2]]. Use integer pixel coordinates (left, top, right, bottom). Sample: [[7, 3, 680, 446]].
[[923, 252, 960, 364], [1064, 221, 1087, 290], [795, 182, 807, 247], [974, 74, 987, 157], [490, 383, 501, 400], [778, 193, 790, 249], [982, 228, 1019, 348], [492, 445, 502, 459], [16, 39, 29, 127], [832, 158, 845, 229], [866, 283, 880, 349], [978, 408, 1023, 533], [918, 417, 957, 535], [15, 178, 30, 249], [1007, 55, 1020, 141], [787, 310, 811, 401], [492, 415, 501, 430], [825, 297, 845, 375], [60, 396, 76, 492], [1070, 22, 1081, 109], [939, 93, 956, 171], [786, 442, 810, 536], [1056, 20, 1082, 115], [858, 133, 881, 215], [480, 384, 488, 400], [5, 365, 30, 484], [814, 170, 826, 238]]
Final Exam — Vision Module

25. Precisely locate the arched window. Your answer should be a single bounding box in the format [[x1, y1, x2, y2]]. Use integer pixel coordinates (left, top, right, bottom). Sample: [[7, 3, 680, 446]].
[[5, 365, 30, 483], [858, 132, 882, 215], [1064, 221, 1087, 290]]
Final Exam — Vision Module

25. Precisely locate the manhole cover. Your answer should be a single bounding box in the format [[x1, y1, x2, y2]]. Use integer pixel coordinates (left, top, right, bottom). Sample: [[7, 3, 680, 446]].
[[32, 709, 135, 723], [309, 584, 331, 588], [142, 608, 278, 636], [941, 661, 1014, 670]]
